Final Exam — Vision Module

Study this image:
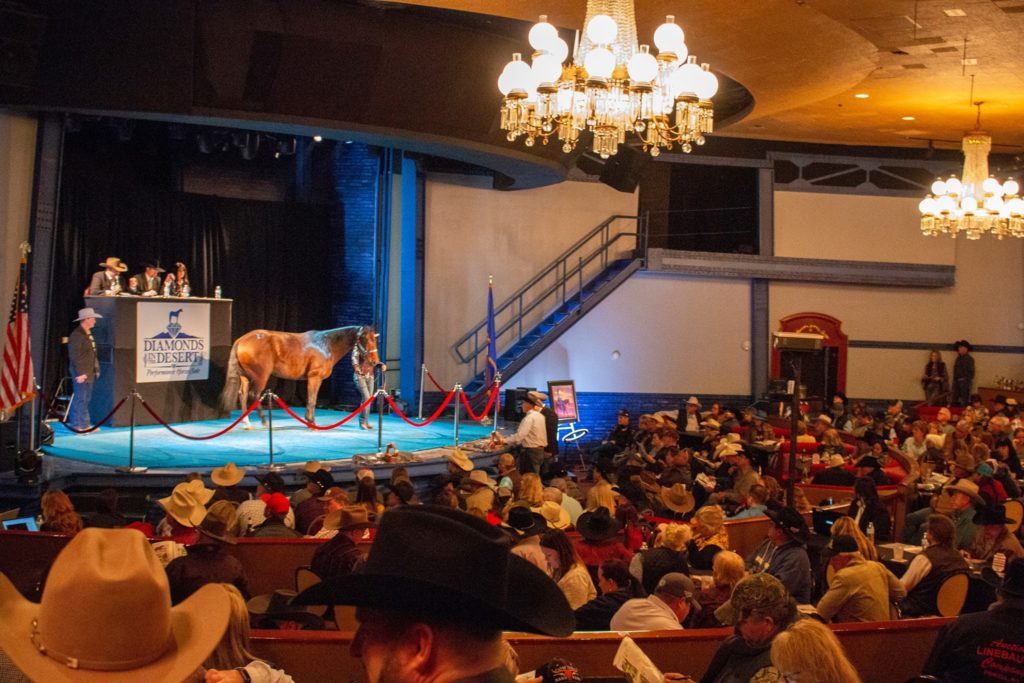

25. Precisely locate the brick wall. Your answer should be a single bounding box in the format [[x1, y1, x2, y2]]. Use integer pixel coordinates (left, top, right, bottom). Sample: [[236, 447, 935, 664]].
[[327, 143, 381, 404]]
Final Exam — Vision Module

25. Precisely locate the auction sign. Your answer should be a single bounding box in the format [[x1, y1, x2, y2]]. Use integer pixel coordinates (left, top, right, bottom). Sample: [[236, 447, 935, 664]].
[[136, 302, 211, 383]]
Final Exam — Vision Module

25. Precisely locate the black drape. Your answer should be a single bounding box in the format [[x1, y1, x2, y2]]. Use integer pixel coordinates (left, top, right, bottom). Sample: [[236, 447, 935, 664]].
[[45, 169, 333, 405]]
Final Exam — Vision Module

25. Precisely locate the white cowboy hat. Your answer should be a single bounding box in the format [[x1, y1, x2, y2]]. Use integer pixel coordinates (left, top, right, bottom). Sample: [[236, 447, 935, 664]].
[[158, 484, 209, 528], [537, 500, 571, 530], [73, 307, 103, 322], [210, 462, 246, 487], [0, 528, 230, 682]]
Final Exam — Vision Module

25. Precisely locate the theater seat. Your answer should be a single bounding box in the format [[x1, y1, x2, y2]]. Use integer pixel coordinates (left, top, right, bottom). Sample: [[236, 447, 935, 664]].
[[935, 573, 969, 617], [1004, 499, 1023, 534]]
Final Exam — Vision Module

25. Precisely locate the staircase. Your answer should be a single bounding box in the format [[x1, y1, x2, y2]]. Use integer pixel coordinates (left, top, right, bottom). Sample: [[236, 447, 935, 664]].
[[454, 214, 648, 398]]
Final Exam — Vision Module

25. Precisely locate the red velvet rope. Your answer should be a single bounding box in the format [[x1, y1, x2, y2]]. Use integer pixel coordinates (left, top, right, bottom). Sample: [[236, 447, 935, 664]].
[[272, 393, 377, 430], [61, 396, 129, 433], [424, 369, 495, 402], [385, 390, 456, 427], [139, 397, 263, 440], [425, 369, 447, 392], [460, 387, 499, 421]]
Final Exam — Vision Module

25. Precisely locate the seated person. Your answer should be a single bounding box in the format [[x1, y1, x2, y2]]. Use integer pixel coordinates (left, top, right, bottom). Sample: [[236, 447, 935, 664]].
[[726, 484, 770, 520], [815, 534, 905, 622], [687, 504, 730, 570], [746, 507, 812, 604], [847, 476, 892, 542], [88, 256, 128, 295], [574, 559, 644, 631], [709, 448, 762, 508], [693, 550, 746, 629], [629, 522, 692, 596], [609, 572, 695, 631], [965, 504, 1023, 563], [853, 453, 890, 487], [900, 514, 970, 617], [812, 454, 856, 486], [130, 262, 165, 295]]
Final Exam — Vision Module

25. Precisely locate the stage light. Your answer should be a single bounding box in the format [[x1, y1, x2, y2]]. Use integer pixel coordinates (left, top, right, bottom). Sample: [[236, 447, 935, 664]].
[[15, 449, 42, 485], [313, 135, 323, 142]]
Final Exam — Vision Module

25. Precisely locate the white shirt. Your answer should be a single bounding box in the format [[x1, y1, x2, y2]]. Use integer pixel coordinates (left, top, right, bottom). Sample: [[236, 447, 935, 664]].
[[236, 498, 296, 533], [505, 408, 547, 448], [609, 595, 684, 631], [560, 495, 584, 525]]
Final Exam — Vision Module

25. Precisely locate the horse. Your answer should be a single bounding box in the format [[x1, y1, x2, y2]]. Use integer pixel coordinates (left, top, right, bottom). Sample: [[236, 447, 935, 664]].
[[220, 325, 379, 428]]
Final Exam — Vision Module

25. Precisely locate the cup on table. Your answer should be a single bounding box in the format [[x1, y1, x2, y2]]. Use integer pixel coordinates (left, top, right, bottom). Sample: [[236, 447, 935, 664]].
[[893, 546, 905, 562]]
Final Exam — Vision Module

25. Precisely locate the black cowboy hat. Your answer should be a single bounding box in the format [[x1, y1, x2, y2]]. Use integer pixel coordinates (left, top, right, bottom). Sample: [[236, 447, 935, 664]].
[[974, 505, 1013, 526], [575, 507, 620, 542], [309, 469, 334, 494], [247, 590, 325, 629], [855, 455, 882, 470], [503, 505, 547, 538], [982, 558, 1024, 598], [765, 506, 810, 544], [293, 505, 574, 636], [954, 339, 973, 351], [256, 471, 286, 494], [386, 480, 416, 505], [141, 261, 166, 272]]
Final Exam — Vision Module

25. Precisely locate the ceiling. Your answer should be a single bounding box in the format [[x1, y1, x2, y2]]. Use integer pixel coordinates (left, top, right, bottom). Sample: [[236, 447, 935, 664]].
[[401, 0, 1024, 156]]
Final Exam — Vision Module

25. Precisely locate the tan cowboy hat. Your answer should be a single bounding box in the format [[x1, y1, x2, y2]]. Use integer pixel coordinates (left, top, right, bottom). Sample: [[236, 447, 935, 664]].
[[0, 528, 230, 682], [537, 500, 571, 530], [815, 414, 833, 424], [302, 460, 331, 474], [701, 418, 721, 430], [323, 505, 375, 532], [197, 501, 239, 544], [659, 484, 696, 514], [181, 478, 214, 505], [211, 462, 246, 487], [951, 450, 976, 473], [98, 256, 128, 272], [446, 448, 473, 472], [527, 390, 548, 406], [158, 485, 208, 528], [73, 307, 103, 322], [466, 469, 498, 490], [827, 454, 846, 468], [944, 478, 984, 504]]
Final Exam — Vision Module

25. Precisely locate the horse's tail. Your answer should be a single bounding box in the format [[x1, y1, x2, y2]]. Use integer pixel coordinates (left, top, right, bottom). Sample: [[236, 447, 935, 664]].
[[220, 339, 242, 411]]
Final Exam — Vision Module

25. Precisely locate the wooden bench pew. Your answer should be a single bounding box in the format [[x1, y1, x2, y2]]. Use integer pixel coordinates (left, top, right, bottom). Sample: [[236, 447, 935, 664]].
[[250, 617, 951, 683]]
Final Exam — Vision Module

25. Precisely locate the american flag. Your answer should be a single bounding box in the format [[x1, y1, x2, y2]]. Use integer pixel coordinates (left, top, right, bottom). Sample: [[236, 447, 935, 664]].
[[1, 245, 35, 416]]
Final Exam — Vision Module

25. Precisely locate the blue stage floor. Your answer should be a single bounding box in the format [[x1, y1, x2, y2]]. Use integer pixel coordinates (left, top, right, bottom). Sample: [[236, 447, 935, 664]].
[[42, 409, 494, 470]]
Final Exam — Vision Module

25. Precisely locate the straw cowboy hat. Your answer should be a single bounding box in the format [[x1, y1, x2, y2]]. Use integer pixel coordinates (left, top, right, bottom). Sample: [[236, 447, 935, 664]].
[[158, 484, 209, 528], [465, 469, 498, 490], [181, 478, 214, 505], [827, 454, 846, 468], [526, 390, 548, 406], [0, 528, 230, 682], [446, 448, 473, 472], [210, 462, 246, 487], [322, 505, 375, 532], [73, 307, 103, 322], [97, 256, 128, 272], [944, 478, 984, 505], [293, 505, 574, 636], [537, 500, 571, 530], [659, 484, 696, 514]]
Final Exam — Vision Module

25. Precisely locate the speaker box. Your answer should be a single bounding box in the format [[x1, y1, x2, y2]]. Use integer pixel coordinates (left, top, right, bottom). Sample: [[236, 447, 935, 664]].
[[502, 387, 535, 422], [575, 145, 650, 193]]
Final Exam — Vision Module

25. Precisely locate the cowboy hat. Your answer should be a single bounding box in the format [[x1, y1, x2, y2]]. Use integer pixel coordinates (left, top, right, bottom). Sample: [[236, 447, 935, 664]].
[[302, 460, 331, 475], [446, 448, 473, 472], [982, 558, 1024, 598], [659, 484, 695, 514], [256, 471, 286, 494], [181, 478, 214, 505], [815, 414, 833, 425], [465, 469, 497, 490], [686, 396, 701, 407], [355, 467, 375, 481], [855, 455, 882, 470], [73, 307, 103, 322], [953, 339, 973, 351], [575, 507, 620, 542], [210, 462, 246, 487], [951, 450, 976, 474], [308, 470, 334, 494], [0, 528, 230, 682], [141, 262, 166, 272], [944, 478, 984, 505], [158, 485, 208, 528], [537, 500, 571, 530], [323, 505, 375, 532], [701, 418, 721, 430], [247, 590, 325, 629], [974, 505, 1013, 526], [196, 500, 239, 545], [827, 454, 846, 468], [293, 505, 575, 636], [765, 506, 810, 544], [97, 257, 128, 272], [386, 480, 416, 505], [526, 390, 548, 406], [503, 505, 548, 538]]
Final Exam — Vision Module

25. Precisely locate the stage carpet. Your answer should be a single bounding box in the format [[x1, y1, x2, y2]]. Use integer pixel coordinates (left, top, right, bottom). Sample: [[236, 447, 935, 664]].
[[42, 410, 494, 470]]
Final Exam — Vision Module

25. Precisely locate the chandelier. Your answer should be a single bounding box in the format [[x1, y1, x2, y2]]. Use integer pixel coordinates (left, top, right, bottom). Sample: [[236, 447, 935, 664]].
[[497, 1, 718, 159], [919, 105, 1023, 239]]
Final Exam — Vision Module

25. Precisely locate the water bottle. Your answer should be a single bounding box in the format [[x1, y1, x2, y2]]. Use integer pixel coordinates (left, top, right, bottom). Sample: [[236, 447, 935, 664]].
[[214, 285, 222, 299], [181, 284, 190, 298], [866, 522, 875, 543], [162, 282, 171, 297]]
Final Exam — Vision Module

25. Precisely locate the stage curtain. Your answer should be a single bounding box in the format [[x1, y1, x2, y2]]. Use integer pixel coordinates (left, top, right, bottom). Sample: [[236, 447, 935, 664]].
[[45, 170, 333, 406]]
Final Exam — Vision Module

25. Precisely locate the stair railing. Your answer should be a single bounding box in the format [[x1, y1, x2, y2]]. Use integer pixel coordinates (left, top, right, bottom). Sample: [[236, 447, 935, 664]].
[[452, 213, 647, 378]]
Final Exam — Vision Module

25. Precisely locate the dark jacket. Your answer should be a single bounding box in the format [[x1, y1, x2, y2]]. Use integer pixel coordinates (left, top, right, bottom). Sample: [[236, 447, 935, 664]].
[[811, 466, 856, 487], [310, 532, 365, 581], [746, 539, 812, 604], [248, 517, 302, 539], [638, 547, 691, 596], [700, 633, 777, 683], [900, 544, 969, 617], [848, 497, 893, 542], [541, 406, 559, 456], [88, 270, 125, 295], [923, 598, 1024, 682], [68, 325, 99, 381], [573, 589, 634, 631]]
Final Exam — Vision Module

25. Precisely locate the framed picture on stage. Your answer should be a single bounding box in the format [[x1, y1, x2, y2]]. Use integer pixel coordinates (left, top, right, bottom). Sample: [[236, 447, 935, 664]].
[[546, 380, 579, 422]]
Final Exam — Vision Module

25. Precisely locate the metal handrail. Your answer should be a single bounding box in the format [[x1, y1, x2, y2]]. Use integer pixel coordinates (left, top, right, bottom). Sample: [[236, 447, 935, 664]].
[[452, 214, 646, 377]]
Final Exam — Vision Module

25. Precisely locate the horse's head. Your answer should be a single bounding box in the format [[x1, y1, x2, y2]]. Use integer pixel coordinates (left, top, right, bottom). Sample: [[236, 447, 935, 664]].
[[357, 325, 380, 367]]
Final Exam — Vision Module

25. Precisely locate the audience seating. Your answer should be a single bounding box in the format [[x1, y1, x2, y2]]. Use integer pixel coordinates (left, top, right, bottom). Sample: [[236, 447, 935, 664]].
[[1004, 498, 1023, 534], [249, 617, 952, 683], [935, 573, 969, 617]]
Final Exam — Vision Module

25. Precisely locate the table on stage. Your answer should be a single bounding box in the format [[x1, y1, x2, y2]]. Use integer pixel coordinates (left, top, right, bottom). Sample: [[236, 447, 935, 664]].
[[83, 295, 232, 427]]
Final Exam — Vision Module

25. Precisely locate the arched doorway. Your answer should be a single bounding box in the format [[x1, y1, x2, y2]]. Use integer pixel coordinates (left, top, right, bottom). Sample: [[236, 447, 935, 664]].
[[771, 313, 848, 401]]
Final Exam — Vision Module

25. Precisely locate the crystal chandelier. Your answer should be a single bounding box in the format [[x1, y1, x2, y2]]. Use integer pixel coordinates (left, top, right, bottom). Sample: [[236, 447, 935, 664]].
[[919, 106, 1023, 239], [497, 1, 718, 159]]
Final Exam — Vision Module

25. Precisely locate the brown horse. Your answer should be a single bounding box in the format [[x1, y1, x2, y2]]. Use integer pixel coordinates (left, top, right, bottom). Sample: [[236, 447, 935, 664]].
[[220, 325, 379, 428]]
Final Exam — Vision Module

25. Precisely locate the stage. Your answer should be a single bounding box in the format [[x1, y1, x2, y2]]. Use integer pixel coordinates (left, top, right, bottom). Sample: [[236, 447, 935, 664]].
[[39, 409, 495, 472]]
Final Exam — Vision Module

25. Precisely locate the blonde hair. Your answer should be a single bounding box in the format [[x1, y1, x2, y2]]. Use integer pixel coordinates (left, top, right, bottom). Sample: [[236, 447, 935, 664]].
[[821, 428, 844, 449], [771, 619, 863, 683], [517, 473, 544, 507], [587, 485, 617, 516], [831, 516, 877, 561], [693, 504, 726, 534], [204, 584, 261, 671], [40, 490, 83, 534], [712, 550, 746, 590], [655, 523, 692, 551]]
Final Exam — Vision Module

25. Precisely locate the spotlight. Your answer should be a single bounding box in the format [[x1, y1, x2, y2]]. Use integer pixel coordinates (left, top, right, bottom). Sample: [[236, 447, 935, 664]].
[[313, 135, 323, 142], [15, 448, 42, 485]]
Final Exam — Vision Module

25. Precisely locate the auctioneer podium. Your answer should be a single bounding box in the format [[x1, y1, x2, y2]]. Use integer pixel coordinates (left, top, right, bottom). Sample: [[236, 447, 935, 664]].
[[83, 295, 232, 427]]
